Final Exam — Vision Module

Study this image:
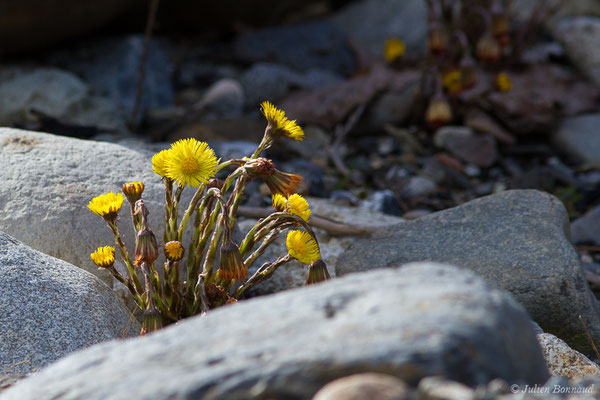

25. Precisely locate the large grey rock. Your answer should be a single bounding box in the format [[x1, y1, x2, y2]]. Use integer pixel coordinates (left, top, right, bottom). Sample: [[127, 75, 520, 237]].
[[336, 189, 600, 354], [0, 128, 167, 283], [553, 114, 600, 168], [0, 232, 138, 375], [0, 67, 126, 132], [0, 263, 549, 399], [233, 21, 356, 76], [331, 0, 428, 58], [552, 17, 600, 87]]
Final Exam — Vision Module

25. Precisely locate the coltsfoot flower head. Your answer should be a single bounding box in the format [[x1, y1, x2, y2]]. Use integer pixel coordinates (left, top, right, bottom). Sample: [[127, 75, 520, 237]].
[[272, 193, 311, 222], [305, 259, 331, 285], [122, 181, 144, 204], [135, 229, 159, 267], [218, 240, 248, 281], [260, 101, 304, 141], [164, 241, 185, 262], [496, 72, 512, 92], [384, 38, 406, 63], [165, 138, 218, 188], [152, 149, 170, 178], [90, 246, 115, 268], [286, 230, 320, 265], [88, 192, 124, 221]]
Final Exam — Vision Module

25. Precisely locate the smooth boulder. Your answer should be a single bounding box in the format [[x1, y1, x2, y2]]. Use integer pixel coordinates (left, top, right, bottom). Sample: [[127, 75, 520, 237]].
[[0, 128, 168, 283], [0, 232, 138, 375], [336, 189, 600, 355], [0, 263, 549, 399]]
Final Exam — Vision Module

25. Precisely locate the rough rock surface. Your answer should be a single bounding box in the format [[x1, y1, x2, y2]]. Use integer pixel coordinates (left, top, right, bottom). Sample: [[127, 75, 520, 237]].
[[336, 190, 600, 354], [0, 263, 549, 399], [0, 232, 138, 375], [537, 333, 600, 379], [0, 128, 167, 283]]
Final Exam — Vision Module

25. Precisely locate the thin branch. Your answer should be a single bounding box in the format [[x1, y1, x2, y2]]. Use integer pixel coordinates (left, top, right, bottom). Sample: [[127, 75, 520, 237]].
[[130, 0, 160, 132]]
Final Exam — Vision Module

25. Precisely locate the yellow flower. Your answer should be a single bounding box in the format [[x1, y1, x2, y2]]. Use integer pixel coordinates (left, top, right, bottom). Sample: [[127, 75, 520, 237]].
[[90, 246, 115, 268], [286, 230, 320, 265], [496, 72, 512, 92], [88, 192, 124, 219], [272, 194, 311, 222], [384, 38, 406, 62], [164, 241, 185, 262], [152, 149, 170, 178], [442, 69, 462, 94], [165, 138, 218, 188], [260, 101, 304, 141]]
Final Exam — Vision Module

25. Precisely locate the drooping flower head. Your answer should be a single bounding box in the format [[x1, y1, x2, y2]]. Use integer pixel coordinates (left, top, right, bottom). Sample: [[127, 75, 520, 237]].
[[135, 229, 159, 267], [272, 193, 311, 222], [305, 259, 331, 285], [90, 246, 115, 268], [286, 230, 320, 265], [260, 101, 304, 141], [122, 181, 145, 204], [152, 149, 170, 178], [165, 139, 218, 188], [88, 192, 124, 221], [218, 240, 248, 281], [164, 241, 185, 262], [244, 158, 302, 196]]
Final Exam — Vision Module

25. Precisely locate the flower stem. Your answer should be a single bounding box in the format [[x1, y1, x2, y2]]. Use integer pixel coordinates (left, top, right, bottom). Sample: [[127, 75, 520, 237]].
[[234, 254, 292, 299]]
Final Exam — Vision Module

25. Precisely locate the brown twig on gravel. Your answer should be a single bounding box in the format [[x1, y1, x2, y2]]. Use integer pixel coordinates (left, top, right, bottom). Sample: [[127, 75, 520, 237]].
[[327, 104, 366, 177], [237, 206, 375, 236], [130, 0, 160, 132]]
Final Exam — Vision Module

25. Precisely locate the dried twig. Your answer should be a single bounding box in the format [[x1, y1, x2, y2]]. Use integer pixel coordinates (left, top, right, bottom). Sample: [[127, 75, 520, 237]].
[[130, 0, 160, 132], [327, 104, 366, 177], [578, 315, 600, 361], [237, 206, 375, 236]]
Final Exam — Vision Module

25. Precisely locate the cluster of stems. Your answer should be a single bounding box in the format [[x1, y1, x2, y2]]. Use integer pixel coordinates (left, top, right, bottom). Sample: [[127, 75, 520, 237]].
[[96, 122, 324, 334]]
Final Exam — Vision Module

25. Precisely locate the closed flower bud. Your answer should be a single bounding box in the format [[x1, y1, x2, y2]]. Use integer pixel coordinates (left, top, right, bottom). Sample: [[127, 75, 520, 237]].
[[491, 1, 510, 47], [427, 24, 448, 57], [122, 181, 144, 205], [208, 178, 224, 190], [305, 259, 331, 285], [218, 240, 248, 281], [135, 228, 159, 267], [164, 241, 185, 262], [140, 309, 164, 335], [425, 94, 452, 129], [476, 35, 500, 64], [459, 56, 478, 90]]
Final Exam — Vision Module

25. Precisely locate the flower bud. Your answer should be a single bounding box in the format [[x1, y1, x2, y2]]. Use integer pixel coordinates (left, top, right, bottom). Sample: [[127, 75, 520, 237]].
[[427, 24, 448, 57], [140, 309, 164, 335], [122, 181, 144, 205], [135, 228, 159, 267], [459, 55, 478, 90], [425, 94, 452, 129], [208, 178, 224, 191], [305, 259, 331, 285], [218, 240, 248, 281], [476, 35, 500, 64]]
